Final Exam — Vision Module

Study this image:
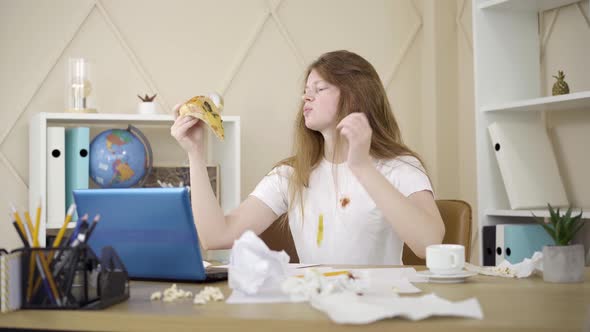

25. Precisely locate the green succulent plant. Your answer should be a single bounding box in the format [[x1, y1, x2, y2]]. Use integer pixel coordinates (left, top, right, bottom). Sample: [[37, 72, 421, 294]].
[[532, 204, 584, 246]]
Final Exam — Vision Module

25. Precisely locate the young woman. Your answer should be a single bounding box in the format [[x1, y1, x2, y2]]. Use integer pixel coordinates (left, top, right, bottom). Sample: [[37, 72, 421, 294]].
[[171, 50, 444, 264]]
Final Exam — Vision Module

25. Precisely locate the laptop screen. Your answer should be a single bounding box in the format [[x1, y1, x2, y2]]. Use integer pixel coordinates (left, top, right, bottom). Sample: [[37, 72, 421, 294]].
[[73, 187, 208, 281]]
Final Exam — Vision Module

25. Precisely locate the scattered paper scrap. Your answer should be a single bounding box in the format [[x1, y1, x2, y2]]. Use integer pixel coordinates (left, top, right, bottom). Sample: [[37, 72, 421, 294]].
[[281, 268, 369, 302], [465, 252, 543, 278], [311, 292, 483, 324]]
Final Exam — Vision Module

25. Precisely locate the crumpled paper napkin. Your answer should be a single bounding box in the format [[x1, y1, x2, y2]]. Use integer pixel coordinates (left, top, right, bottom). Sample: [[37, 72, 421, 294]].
[[281, 268, 369, 302], [227, 230, 291, 295], [465, 252, 543, 278], [310, 292, 483, 324]]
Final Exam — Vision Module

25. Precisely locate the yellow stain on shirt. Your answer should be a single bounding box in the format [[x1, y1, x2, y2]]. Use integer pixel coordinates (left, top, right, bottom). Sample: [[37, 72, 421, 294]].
[[317, 213, 324, 247]]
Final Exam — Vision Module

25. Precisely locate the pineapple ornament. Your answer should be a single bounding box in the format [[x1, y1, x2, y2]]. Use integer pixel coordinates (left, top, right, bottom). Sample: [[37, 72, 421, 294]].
[[552, 70, 570, 96]]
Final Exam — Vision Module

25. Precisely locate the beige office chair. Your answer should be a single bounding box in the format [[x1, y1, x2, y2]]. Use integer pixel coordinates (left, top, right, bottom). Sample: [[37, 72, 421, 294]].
[[260, 199, 472, 265], [260, 216, 299, 263], [402, 199, 472, 265]]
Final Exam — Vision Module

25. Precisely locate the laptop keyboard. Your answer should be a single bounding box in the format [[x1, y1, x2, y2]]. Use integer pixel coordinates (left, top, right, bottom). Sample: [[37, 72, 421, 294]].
[[201, 267, 228, 283]]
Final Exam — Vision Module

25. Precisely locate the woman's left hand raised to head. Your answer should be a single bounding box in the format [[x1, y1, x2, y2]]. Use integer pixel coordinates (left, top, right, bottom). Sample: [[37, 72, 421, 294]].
[[337, 112, 373, 171]]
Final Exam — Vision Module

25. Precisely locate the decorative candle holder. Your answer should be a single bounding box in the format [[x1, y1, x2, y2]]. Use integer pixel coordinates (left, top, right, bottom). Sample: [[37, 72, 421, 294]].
[[66, 58, 97, 113]]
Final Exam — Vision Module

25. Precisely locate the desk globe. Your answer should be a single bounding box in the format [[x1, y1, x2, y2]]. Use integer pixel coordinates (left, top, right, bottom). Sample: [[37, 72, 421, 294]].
[[89, 125, 152, 188]]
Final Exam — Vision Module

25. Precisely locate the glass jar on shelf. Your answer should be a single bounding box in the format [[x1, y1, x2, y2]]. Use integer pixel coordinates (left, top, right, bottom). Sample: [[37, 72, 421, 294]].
[[66, 57, 97, 113]]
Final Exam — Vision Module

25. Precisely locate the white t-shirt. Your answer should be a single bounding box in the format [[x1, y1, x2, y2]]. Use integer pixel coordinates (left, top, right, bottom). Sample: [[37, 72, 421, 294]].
[[250, 156, 433, 265]]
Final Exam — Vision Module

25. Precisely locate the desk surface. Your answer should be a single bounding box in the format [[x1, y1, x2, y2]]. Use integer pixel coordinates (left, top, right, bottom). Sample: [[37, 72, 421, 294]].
[[2, 267, 590, 332]]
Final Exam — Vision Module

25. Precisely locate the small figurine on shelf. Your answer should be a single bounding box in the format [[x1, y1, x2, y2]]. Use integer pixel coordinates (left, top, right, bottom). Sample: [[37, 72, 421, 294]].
[[551, 70, 570, 96], [137, 93, 157, 114]]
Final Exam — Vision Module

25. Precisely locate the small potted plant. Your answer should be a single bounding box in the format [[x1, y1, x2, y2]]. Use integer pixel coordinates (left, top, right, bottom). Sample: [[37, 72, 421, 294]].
[[137, 93, 157, 114], [533, 204, 585, 283]]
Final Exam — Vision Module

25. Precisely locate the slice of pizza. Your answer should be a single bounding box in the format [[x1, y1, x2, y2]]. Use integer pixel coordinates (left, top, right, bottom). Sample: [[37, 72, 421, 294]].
[[178, 94, 224, 141]]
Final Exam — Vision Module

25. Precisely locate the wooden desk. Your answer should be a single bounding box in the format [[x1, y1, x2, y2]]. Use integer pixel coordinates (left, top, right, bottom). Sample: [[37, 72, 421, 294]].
[[1, 267, 589, 332]]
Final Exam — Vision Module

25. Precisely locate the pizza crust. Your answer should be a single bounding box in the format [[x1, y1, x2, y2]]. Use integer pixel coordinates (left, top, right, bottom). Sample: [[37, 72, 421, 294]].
[[179, 94, 225, 141]]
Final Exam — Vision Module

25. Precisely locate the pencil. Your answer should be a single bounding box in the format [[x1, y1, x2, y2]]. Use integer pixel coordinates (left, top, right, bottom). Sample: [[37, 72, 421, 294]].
[[22, 211, 37, 301], [24, 212, 37, 245], [38, 253, 61, 305], [10, 204, 26, 242], [34, 198, 41, 246], [321, 270, 351, 277], [85, 214, 101, 242], [11, 220, 29, 247], [68, 213, 87, 245], [23, 211, 61, 305], [32, 204, 76, 295], [53, 204, 76, 249], [295, 270, 350, 278]]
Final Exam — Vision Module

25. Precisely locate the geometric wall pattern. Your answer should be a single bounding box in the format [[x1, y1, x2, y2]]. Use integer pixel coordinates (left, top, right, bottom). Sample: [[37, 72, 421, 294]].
[[0, 0, 429, 250]]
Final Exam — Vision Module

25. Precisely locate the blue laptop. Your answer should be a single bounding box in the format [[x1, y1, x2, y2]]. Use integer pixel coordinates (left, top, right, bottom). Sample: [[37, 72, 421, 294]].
[[73, 187, 227, 282]]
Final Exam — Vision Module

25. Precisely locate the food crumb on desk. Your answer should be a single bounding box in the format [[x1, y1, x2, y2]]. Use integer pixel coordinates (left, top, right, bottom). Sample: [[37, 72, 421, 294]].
[[193, 286, 224, 305], [150, 284, 193, 302], [150, 291, 162, 301], [150, 284, 224, 304]]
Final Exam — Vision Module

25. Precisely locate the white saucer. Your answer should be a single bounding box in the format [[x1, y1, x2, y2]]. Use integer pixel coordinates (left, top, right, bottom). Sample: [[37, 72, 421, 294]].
[[416, 270, 477, 283]]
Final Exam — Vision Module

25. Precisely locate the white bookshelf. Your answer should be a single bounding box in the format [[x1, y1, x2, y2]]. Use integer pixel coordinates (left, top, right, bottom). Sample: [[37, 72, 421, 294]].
[[29, 112, 241, 249], [486, 209, 589, 219], [482, 90, 590, 113], [479, 0, 581, 11], [472, 0, 590, 263]]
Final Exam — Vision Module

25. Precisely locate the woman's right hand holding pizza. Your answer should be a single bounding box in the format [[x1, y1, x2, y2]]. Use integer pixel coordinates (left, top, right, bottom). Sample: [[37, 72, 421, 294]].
[[171, 103, 206, 156]]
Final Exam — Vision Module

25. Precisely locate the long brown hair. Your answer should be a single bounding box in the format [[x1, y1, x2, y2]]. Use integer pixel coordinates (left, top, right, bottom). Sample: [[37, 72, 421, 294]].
[[276, 50, 427, 219]]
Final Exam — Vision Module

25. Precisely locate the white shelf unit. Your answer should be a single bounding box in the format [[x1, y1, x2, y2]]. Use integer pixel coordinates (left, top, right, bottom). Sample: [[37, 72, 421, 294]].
[[479, 0, 581, 11], [29, 112, 240, 247], [472, 0, 590, 262], [482, 90, 590, 113], [486, 209, 589, 219]]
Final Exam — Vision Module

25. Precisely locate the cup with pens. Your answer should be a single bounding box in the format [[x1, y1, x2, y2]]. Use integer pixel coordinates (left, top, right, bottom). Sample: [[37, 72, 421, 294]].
[[9, 202, 130, 309]]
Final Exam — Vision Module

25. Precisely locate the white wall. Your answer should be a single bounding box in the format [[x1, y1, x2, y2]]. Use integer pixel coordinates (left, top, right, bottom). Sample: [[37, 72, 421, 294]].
[[540, 2, 590, 253]]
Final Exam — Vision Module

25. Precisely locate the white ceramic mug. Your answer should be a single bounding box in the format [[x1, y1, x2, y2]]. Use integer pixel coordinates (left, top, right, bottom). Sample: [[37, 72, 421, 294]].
[[426, 244, 465, 275]]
